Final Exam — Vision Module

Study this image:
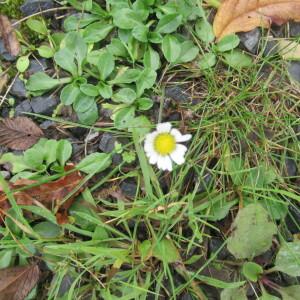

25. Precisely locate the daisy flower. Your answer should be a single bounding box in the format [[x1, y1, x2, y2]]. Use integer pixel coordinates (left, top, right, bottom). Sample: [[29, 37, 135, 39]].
[[144, 122, 192, 171]]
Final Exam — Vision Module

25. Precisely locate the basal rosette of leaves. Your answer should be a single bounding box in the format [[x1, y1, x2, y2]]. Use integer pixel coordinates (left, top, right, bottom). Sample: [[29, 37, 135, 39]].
[[25, 0, 205, 126]]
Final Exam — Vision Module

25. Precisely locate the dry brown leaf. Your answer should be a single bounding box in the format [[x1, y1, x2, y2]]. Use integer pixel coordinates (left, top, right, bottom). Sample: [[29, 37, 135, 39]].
[[0, 117, 44, 150], [0, 165, 84, 224], [0, 15, 20, 56], [0, 264, 40, 300], [213, 0, 300, 39], [0, 73, 9, 94]]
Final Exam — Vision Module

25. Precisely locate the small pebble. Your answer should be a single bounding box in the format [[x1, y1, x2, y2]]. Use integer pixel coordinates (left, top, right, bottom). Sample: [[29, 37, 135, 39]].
[[31, 95, 58, 115]]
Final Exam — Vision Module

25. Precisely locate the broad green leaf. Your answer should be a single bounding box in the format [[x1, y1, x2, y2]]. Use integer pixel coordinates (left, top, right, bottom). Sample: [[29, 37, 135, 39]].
[[138, 240, 152, 261], [0, 153, 29, 174], [136, 68, 156, 96], [223, 50, 252, 70], [0, 250, 14, 269], [195, 275, 245, 289], [242, 262, 263, 282], [225, 157, 245, 186], [195, 19, 215, 43], [16, 56, 30, 73], [97, 51, 115, 81], [221, 287, 247, 300], [63, 13, 99, 31], [209, 199, 237, 221], [275, 241, 300, 276], [109, 68, 141, 84], [107, 38, 128, 57], [54, 48, 77, 76], [24, 148, 44, 169], [162, 35, 181, 63], [33, 221, 62, 238], [227, 204, 277, 259], [44, 139, 58, 166], [259, 291, 280, 300], [143, 46, 160, 70], [57, 140, 72, 166], [77, 153, 112, 174], [112, 8, 143, 29], [153, 238, 180, 263], [37, 45, 55, 58], [136, 97, 153, 110], [83, 22, 114, 43], [112, 88, 137, 104], [60, 83, 80, 105], [156, 14, 182, 34], [177, 41, 199, 63], [77, 101, 98, 125], [198, 52, 217, 70], [26, 19, 48, 35], [73, 94, 95, 113], [132, 24, 149, 42], [128, 116, 151, 137], [216, 34, 240, 52], [98, 82, 113, 99], [114, 106, 135, 129], [80, 83, 99, 96]]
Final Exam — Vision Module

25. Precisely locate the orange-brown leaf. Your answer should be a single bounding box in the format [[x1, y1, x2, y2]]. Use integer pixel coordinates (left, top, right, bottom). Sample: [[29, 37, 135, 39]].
[[0, 165, 83, 224], [0, 264, 40, 300], [0, 15, 20, 56], [0, 117, 44, 150], [213, 0, 300, 39]]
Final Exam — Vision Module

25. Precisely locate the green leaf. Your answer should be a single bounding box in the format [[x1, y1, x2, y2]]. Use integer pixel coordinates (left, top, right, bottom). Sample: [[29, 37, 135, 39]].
[[227, 204, 277, 259], [223, 50, 252, 70], [109, 68, 141, 85], [162, 35, 181, 63], [54, 48, 78, 76], [136, 97, 153, 110], [143, 46, 160, 70], [37, 45, 55, 58], [209, 200, 237, 221], [127, 116, 151, 137], [24, 148, 44, 169], [132, 24, 149, 42], [26, 19, 48, 35], [139, 240, 152, 261], [198, 52, 217, 70], [221, 288, 247, 300], [57, 140, 72, 166], [177, 41, 199, 63], [80, 84, 99, 97], [44, 139, 58, 166], [112, 88, 137, 104], [216, 34, 240, 52], [83, 22, 114, 43], [114, 106, 135, 129], [195, 275, 245, 289], [16, 56, 30, 73], [259, 291, 280, 300], [98, 82, 113, 99], [275, 241, 300, 277], [279, 285, 300, 300], [60, 83, 80, 105], [33, 221, 62, 238], [226, 157, 245, 186], [136, 68, 156, 96], [0, 250, 14, 269], [195, 19, 215, 43], [77, 153, 112, 174], [77, 101, 99, 125], [107, 38, 128, 57], [156, 14, 182, 34], [73, 94, 95, 113], [153, 238, 180, 263], [0, 153, 30, 174], [242, 262, 263, 282], [63, 13, 99, 31], [97, 51, 115, 81], [112, 8, 143, 29]]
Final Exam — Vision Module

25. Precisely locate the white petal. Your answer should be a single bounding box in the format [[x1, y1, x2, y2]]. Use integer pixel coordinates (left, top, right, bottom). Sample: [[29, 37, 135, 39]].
[[156, 122, 172, 133], [157, 155, 166, 170], [171, 128, 192, 142], [164, 156, 173, 171], [170, 144, 187, 165], [149, 152, 159, 164]]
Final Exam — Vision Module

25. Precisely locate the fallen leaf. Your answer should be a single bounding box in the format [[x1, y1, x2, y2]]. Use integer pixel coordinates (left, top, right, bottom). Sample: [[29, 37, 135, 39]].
[[213, 0, 300, 39], [0, 264, 40, 300], [0, 165, 84, 224], [0, 117, 44, 150], [0, 73, 9, 94], [0, 15, 20, 56], [278, 39, 300, 60]]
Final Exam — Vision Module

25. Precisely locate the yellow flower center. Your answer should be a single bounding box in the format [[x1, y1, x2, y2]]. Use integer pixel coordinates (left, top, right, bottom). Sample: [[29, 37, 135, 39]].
[[154, 133, 176, 156]]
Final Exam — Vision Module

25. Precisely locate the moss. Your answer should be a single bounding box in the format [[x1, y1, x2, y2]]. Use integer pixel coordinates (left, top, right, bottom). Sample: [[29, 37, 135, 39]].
[[0, 0, 24, 19]]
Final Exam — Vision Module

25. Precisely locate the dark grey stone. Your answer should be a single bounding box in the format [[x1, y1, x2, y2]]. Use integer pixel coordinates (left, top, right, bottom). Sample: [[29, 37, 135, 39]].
[[285, 205, 300, 234], [165, 85, 190, 103], [285, 158, 298, 177], [0, 171, 10, 179], [27, 58, 49, 75], [99, 133, 116, 153], [112, 153, 122, 165], [10, 78, 26, 98], [288, 61, 300, 82], [0, 39, 16, 61], [263, 39, 278, 56], [121, 181, 137, 198], [57, 274, 74, 297], [208, 237, 230, 260], [15, 100, 33, 116], [31, 95, 58, 115], [40, 120, 55, 129], [20, 0, 54, 16], [166, 112, 181, 122], [180, 293, 194, 300], [290, 21, 300, 37], [239, 28, 261, 54], [69, 127, 88, 139]]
